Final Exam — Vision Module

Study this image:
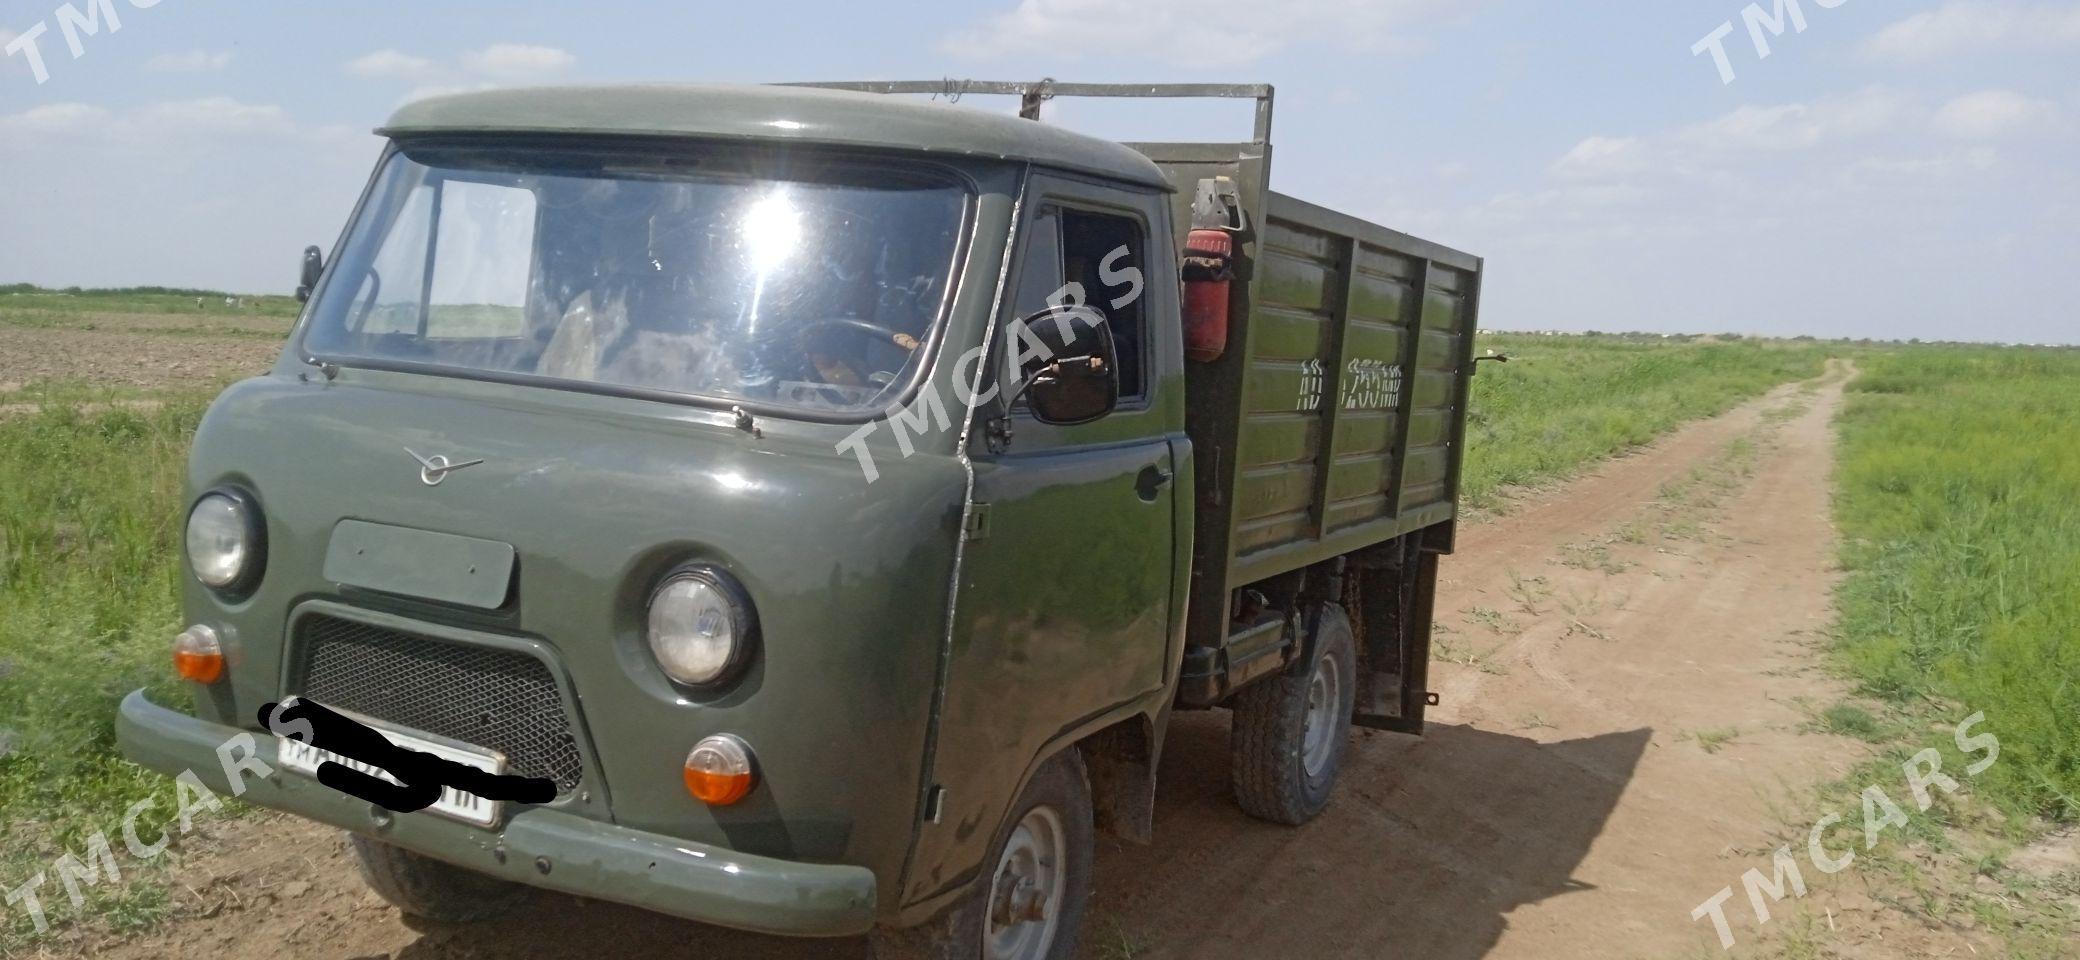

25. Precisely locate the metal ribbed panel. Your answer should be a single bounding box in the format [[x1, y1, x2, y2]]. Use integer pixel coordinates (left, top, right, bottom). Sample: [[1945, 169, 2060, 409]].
[[294, 614, 584, 793]]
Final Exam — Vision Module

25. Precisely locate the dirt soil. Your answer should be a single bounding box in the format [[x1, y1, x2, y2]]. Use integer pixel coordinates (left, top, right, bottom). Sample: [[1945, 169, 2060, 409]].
[[0, 324, 283, 394], [75, 362, 1977, 960]]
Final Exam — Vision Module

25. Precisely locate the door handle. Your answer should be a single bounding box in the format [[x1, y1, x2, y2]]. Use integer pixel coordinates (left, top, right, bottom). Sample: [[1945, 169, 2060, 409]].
[[1135, 465, 1174, 502]]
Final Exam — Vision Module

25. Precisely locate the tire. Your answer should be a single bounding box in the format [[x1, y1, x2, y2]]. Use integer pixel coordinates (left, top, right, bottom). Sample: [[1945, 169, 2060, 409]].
[[1229, 603, 1357, 825], [348, 832, 529, 923], [871, 750, 1093, 960]]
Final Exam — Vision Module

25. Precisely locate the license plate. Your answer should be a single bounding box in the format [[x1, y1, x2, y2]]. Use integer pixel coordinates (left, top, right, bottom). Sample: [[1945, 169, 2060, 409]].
[[278, 726, 505, 827]]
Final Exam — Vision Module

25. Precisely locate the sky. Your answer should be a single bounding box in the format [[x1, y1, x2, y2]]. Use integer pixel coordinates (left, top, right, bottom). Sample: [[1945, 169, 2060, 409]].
[[1, 0, 2075, 344]]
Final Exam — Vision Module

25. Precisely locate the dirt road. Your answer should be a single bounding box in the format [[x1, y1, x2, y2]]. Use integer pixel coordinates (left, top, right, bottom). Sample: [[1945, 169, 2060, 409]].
[[93, 366, 1871, 960]]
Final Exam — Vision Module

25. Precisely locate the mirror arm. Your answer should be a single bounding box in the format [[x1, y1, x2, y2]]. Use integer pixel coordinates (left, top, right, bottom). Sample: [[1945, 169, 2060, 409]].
[[985, 366, 1050, 453]]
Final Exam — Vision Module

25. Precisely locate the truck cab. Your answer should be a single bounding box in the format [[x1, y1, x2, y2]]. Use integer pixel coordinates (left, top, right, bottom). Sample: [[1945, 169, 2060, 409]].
[[116, 81, 1483, 960]]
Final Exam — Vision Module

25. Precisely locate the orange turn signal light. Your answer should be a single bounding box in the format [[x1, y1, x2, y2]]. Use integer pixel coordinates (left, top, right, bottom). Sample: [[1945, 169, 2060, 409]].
[[684, 735, 756, 806], [173, 625, 224, 684]]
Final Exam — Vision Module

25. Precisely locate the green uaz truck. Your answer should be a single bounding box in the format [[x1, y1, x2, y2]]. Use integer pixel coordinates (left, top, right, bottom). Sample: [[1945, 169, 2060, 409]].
[[116, 80, 1485, 960]]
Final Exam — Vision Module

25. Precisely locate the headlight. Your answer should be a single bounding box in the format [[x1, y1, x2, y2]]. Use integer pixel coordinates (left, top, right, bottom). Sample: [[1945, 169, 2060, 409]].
[[185, 491, 263, 593], [646, 566, 756, 686]]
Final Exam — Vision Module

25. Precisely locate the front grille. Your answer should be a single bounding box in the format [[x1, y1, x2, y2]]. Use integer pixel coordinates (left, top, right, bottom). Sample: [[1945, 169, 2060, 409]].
[[293, 614, 586, 794]]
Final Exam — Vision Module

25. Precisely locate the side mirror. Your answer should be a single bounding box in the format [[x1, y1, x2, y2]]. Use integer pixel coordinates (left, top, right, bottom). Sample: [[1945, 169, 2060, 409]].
[[1011, 307, 1119, 426], [295, 245, 324, 303]]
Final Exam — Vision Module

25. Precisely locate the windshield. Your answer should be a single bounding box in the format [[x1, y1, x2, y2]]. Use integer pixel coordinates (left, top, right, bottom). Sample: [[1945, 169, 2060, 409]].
[[301, 144, 970, 416]]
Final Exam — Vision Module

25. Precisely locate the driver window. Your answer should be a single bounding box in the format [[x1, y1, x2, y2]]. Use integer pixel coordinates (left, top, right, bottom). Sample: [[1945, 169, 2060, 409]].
[[1062, 209, 1145, 400], [1003, 204, 1148, 404]]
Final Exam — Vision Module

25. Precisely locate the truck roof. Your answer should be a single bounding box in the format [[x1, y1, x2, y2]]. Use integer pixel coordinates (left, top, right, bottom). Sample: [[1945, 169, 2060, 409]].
[[377, 83, 1174, 191]]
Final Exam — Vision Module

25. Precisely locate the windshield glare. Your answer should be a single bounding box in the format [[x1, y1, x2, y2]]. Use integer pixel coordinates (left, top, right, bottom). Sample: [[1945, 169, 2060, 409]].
[[302, 146, 970, 415]]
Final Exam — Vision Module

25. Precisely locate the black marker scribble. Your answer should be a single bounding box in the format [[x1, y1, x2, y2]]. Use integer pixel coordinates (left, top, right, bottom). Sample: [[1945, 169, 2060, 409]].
[[259, 697, 555, 813]]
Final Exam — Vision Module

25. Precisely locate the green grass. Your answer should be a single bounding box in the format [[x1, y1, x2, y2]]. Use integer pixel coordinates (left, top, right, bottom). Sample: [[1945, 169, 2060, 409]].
[[0, 285, 301, 320], [1815, 702, 1892, 743], [1461, 334, 1832, 510], [0, 395, 226, 945], [1830, 346, 2080, 821], [1684, 726, 1742, 754], [0, 309, 290, 340]]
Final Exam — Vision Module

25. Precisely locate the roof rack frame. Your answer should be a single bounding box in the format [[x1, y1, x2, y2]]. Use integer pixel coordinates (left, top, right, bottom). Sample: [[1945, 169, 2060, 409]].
[[781, 80, 1275, 146]]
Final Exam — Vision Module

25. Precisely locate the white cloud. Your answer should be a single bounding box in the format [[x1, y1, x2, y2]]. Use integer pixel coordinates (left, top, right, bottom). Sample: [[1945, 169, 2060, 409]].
[[136, 97, 292, 134], [1552, 88, 1914, 184], [1553, 136, 1650, 179], [459, 43, 577, 81], [1932, 90, 2060, 138], [0, 98, 293, 144], [144, 49, 233, 73], [1470, 85, 2029, 267], [941, 0, 1462, 66], [348, 44, 575, 96], [1679, 87, 1908, 154], [1863, 1, 2080, 61], [0, 102, 113, 136], [1849, 146, 2002, 181], [346, 49, 437, 80]]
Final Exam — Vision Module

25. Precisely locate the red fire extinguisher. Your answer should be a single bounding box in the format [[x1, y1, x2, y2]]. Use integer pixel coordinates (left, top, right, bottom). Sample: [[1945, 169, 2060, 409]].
[[1182, 227, 1233, 362]]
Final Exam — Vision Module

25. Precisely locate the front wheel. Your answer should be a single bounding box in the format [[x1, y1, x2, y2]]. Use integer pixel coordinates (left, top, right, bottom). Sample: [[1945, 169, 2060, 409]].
[[872, 750, 1093, 960], [1229, 603, 1357, 825]]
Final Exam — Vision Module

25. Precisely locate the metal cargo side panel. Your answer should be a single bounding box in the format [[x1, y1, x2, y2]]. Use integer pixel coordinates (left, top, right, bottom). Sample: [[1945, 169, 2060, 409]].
[[1315, 239, 1425, 534], [1398, 265, 1478, 515], [1229, 215, 1337, 556], [1229, 218, 1425, 557], [1220, 193, 1481, 591]]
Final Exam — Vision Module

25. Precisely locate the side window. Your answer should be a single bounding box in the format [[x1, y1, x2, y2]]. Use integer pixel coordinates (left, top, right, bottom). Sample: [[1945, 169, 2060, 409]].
[[1060, 209, 1146, 400], [1004, 204, 1150, 405]]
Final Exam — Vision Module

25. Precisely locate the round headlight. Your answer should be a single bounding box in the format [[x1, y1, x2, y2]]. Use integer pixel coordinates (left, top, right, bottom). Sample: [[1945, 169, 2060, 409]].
[[647, 567, 756, 686], [186, 492, 261, 592]]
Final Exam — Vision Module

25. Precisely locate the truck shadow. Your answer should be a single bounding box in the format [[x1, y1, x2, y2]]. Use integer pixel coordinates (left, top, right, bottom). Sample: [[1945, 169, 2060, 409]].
[[391, 718, 1648, 960], [1086, 716, 1653, 959]]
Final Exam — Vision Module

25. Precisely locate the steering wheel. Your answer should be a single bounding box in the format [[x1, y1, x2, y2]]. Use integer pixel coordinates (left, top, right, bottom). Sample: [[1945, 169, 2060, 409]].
[[794, 318, 920, 384]]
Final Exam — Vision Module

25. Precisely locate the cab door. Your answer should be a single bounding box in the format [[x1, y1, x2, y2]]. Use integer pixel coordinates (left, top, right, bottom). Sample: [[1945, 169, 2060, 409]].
[[900, 174, 1184, 902]]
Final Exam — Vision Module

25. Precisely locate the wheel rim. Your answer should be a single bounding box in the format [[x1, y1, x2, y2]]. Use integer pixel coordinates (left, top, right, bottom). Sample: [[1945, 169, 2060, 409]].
[[985, 805, 1066, 960], [1302, 650, 1341, 778]]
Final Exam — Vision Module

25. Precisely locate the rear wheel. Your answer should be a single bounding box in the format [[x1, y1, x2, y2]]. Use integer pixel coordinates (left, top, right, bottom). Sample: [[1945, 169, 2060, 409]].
[[348, 833, 529, 923], [872, 750, 1093, 960], [1229, 604, 1357, 825]]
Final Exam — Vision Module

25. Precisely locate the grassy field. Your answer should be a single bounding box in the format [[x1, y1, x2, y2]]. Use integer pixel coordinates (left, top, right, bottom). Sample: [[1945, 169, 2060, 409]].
[[0, 285, 302, 321], [1773, 345, 2080, 958], [1463, 333, 1832, 509], [1831, 347, 2080, 820], [0, 397, 217, 940]]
